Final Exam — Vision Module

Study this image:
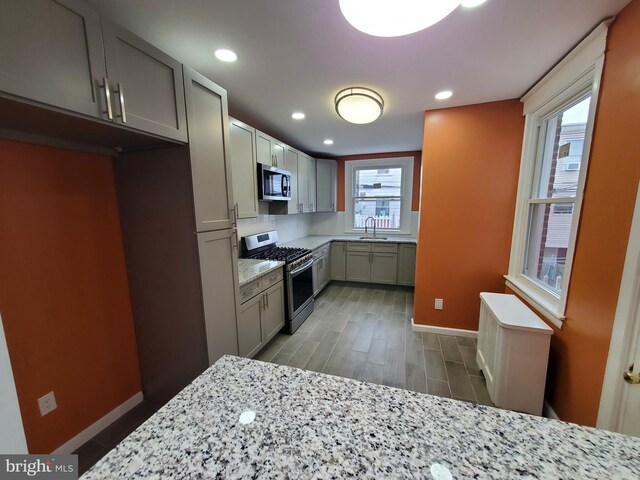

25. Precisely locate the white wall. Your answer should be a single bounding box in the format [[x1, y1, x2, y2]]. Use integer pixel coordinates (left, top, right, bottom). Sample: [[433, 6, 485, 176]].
[[0, 313, 28, 453], [309, 211, 419, 237], [237, 203, 314, 247]]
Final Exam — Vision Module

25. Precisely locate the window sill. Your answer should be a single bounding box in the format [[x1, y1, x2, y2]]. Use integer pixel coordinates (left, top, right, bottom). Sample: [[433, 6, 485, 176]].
[[504, 275, 565, 329]]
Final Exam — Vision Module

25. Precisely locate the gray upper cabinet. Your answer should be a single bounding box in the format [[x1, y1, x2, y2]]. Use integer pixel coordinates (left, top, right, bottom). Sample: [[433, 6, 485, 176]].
[[0, 0, 187, 143], [183, 67, 234, 232], [0, 0, 107, 118], [256, 130, 286, 169], [298, 153, 316, 213], [102, 21, 187, 142], [229, 117, 258, 219], [269, 147, 300, 215], [316, 159, 337, 212]]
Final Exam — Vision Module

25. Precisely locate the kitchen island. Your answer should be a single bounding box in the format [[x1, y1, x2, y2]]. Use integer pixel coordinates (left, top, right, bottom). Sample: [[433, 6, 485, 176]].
[[82, 356, 640, 479]]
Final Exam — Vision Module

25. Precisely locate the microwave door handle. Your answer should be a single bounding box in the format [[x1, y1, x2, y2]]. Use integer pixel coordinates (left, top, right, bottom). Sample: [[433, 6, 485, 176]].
[[281, 175, 286, 197]]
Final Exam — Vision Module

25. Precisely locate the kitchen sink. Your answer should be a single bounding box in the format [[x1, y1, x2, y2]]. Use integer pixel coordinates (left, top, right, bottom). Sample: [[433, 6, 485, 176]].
[[359, 236, 388, 240]]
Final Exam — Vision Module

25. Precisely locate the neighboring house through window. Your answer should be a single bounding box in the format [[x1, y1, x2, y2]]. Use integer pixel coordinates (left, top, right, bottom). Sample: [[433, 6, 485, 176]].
[[505, 25, 608, 327], [345, 157, 414, 234]]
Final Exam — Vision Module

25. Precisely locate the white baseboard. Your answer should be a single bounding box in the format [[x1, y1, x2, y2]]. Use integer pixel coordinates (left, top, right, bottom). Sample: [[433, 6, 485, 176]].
[[543, 400, 560, 421], [52, 392, 143, 454], [411, 318, 478, 338]]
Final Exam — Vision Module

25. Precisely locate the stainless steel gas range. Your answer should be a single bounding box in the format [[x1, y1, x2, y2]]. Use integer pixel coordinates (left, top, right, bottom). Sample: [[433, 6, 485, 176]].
[[242, 231, 314, 334]]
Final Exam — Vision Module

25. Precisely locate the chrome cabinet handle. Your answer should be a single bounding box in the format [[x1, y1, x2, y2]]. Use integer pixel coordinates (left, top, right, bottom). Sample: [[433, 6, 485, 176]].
[[114, 83, 126, 123], [232, 229, 239, 249], [234, 202, 239, 222], [310, 203, 314, 211], [100, 78, 113, 121]]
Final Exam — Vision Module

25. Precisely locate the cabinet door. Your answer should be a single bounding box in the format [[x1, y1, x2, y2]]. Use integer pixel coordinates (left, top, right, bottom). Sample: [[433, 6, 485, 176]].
[[0, 0, 106, 118], [397, 244, 417, 286], [256, 130, 273, 166], [346, 252, 371, 282], [229, 118, 258, 219], [298, 151, 309, 212], [197, 229, 240, 365], [102, 21, 187, 142], [312, 260, 321, 296], [273, 140, 286, 169], [319, 256, 331, 292], [316, 159, 336, 212], [331, 242, 346, 280], [286, 148, 299, 213], [238, 294, 263, 358], [307, 156, 317, 212], [262, 281, 285, 342], [183, 67, 234, 232], [371, 253, 398, 285]]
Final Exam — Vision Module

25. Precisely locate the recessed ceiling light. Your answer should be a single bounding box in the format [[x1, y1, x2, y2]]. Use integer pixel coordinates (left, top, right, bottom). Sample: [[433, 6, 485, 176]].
[[291, 112, 305, 120], [324, 139, 334, 145], [435, 90, 453, 100], [339, 0, 461, 37], [214, 49, 237, 62], [461, 0, 487, 7]]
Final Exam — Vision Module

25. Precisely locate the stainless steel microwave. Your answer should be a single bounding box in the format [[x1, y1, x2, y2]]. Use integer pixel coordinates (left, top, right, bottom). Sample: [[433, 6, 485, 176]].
[[258, 164, 292, 201]]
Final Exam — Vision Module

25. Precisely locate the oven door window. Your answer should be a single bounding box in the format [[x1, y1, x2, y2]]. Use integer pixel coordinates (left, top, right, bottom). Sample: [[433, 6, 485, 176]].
[[290, 264, 313, 314]]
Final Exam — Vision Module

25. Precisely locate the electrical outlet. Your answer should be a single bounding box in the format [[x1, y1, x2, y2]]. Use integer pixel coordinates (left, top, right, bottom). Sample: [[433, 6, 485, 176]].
[[38, 391, 57, 417], [434, 298, 444, 310]]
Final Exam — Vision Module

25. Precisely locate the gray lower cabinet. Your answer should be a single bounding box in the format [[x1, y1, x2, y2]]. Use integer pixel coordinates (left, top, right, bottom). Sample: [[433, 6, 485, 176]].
[[229, 117, 258, 219], [184, 67, 234, 232], [0, 0, 106, 118], [345, 242, 399, 284], [0, 0, 187, 142], [102, 21, 187, 142], [397, 244, 417, 286], [331, 242, 346, 280], [346, 252, 372, 282], [238, 276, 285, 358], [312, 244, 331, 296], [197, 230, 241, 364]]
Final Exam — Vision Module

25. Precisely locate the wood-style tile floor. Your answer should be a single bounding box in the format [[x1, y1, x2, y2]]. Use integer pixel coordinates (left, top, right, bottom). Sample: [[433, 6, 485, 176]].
[[256, 282, 493, 406]]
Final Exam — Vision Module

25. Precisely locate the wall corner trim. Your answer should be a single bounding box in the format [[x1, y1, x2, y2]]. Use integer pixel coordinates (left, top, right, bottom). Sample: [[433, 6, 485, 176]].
[[543, 400, 560, 421], [411, 318, 478, 338], [52, 392, 143, 454]]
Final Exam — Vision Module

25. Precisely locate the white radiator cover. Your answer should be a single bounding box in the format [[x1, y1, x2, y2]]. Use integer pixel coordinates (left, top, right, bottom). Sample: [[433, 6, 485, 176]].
[[476, 293, 553, 416]]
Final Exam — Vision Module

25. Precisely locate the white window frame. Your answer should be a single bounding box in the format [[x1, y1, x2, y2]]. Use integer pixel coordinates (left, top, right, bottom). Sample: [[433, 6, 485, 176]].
[[505, 23, 609, 328], [344, 157, 414, 235]]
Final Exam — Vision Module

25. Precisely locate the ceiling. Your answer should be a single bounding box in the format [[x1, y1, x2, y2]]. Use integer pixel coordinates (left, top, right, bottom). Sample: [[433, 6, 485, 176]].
[[90, 0, 629, 156]]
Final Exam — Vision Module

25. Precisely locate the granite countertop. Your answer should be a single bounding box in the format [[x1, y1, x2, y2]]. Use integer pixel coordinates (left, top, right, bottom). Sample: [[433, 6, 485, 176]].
[[82, 356, 640, 479], [281, 235, 417, 251], [237, 258, 285, 286]]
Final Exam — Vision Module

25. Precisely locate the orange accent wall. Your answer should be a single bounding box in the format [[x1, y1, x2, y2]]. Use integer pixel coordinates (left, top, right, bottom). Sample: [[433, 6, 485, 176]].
[[414, 100, 524, 329], [508, 0, 640, 426], [0, 139, 142, 453], [334, 151, 422, 211]]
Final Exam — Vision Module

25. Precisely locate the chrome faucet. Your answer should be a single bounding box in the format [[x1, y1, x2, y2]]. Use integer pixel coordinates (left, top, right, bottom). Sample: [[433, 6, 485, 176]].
[[364, 216, 376, 238]]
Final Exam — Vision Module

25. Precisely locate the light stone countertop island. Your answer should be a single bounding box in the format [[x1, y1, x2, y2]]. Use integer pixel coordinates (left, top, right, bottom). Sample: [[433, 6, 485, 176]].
[[81, 356, 640, 479]]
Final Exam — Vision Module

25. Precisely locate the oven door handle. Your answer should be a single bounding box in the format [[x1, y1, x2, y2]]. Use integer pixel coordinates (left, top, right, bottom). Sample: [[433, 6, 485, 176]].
[[289, 260, 313, 276]]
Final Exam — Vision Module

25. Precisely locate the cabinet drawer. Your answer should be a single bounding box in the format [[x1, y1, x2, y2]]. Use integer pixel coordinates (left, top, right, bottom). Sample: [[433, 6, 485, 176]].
[[313, 244, 330, 259], [372, 243, 398, 253], [240, 278, 262, 304], [262, 268, 283, 290], [346, 242, 371, 252]]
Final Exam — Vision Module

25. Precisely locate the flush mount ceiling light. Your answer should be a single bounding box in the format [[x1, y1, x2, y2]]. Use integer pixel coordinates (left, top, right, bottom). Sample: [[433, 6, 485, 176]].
[[339, 0, 461, 37], [291, 112, 305, 120], [335, 87, 384, 124], [324, 139, 334, 145], [214, 48, 237, 62]]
